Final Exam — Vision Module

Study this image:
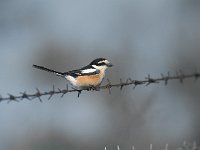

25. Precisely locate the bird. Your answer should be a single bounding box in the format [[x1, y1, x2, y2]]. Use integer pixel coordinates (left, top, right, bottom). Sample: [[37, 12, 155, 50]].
[[33, 58, 113, 89]]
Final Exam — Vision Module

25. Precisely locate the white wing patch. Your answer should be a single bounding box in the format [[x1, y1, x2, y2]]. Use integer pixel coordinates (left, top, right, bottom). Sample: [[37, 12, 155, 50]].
[[75, 72, 81, 75], [81, 68, 97, 74], [56, 72, 63, 76]]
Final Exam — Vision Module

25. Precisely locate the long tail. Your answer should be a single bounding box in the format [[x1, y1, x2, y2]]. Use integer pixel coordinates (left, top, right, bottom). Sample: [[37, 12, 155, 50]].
[[32, 64, 65, 77]]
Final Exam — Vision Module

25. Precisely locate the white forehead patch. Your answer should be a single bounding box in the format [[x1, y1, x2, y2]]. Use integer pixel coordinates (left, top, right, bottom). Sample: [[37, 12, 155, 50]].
[[81, 68, 96, 74]]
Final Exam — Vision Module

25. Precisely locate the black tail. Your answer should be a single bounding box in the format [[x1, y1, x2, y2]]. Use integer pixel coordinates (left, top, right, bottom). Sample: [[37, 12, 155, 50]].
[[32, 64, 65, 76]]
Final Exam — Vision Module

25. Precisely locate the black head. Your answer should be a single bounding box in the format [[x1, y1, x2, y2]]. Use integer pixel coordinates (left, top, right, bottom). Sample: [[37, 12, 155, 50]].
[[90, 58, 113, 67]]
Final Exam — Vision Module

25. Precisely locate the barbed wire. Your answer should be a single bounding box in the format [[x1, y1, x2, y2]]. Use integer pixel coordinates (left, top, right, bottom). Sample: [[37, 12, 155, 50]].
[[0, 71, 200, 103]]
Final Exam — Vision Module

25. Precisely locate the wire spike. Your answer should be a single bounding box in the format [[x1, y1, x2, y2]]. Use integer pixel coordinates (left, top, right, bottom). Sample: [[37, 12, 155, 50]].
[[106, 79, 112, 94], [125, 78, 129, 84], [8, 94, 15, 100], [164, 76, 169, 85], [120, 85, 124, 90], [66, 84, 69, 91], [145, 75, 158, 86], [77, 90, 82, 97], [0, 95, 2, 102], [36, 88, 40, 93], [71, 87, 82, 97], [183, 140, 186, 146], [8, 94, 19, 102], [119, 78, 124, 90], [133, 84, 137, 90], [117, 145, 120, 150], [150, 144, 153, 150], [53, 85, 55, 91], [61, 89, 68, 95], [168, 71, 170, 77], [58, 88, 61, 92], [61, 93, 65, 98], [194, 73, 200, 81], [192, 141, 197, 150], [128, 78, 132, 82], [165, 144, 168, 150], [108, 88, 111, 94], [35, 88, 42, 102], [161, 73, 164, 78], [38, 97, 42, 102], [20, 92, 30, 100], [48, 94, 53, 100], [48, 85, 55, 100], [132, 145, 135, 150]]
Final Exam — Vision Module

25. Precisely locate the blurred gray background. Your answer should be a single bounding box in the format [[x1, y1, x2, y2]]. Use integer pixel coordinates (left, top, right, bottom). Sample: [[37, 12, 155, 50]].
[[0, 0, 200, 150]]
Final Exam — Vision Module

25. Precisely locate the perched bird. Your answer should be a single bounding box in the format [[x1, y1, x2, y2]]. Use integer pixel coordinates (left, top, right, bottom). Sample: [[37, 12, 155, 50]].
[[33, 58, 113, 89]]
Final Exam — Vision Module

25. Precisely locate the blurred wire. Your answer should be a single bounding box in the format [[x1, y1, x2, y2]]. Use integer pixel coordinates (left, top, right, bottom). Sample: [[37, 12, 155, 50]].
[[104, 141, 199, 150]]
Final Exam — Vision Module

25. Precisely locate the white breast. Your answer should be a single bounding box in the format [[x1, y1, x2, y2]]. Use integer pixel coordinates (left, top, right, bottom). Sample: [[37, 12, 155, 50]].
[[65, 75, 77, 86]]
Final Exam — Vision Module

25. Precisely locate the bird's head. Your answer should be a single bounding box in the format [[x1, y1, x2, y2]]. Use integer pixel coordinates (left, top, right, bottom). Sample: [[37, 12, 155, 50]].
[[90, 58, 113, 70]]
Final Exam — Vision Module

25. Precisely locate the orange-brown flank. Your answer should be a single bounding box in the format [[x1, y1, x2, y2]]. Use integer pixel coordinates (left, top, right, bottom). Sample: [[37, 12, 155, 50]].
[[76, 71, 104, 87]]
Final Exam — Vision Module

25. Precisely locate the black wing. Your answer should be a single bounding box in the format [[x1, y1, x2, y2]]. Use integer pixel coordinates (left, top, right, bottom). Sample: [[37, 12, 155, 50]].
[[64, 65, 100, 78]]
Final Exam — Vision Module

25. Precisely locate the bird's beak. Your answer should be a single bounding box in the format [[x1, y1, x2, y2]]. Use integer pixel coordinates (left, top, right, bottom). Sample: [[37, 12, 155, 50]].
[[107, 63, 113, 67]]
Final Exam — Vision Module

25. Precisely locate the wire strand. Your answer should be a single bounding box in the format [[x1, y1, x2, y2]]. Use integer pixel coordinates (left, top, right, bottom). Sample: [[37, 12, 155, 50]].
[[0, 71, 200, 103]]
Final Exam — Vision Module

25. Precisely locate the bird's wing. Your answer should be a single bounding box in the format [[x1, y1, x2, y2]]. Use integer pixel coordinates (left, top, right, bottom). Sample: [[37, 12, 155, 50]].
[[65, 65, 100, 78]]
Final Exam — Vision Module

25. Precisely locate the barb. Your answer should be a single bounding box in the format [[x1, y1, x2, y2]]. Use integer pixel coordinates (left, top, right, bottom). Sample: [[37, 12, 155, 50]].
[[0, 71, 200, 103]]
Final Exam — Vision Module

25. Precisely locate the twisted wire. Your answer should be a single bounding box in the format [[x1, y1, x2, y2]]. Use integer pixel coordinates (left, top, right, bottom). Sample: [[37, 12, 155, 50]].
[[0, 71, 200, 103]]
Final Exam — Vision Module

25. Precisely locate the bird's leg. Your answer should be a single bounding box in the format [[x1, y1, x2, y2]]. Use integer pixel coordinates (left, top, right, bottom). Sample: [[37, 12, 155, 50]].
[[89, 85, 100, 91]]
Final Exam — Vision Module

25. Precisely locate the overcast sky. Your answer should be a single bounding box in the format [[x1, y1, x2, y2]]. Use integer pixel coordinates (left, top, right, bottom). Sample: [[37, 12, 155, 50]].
[[0, 0, 200, 150]]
